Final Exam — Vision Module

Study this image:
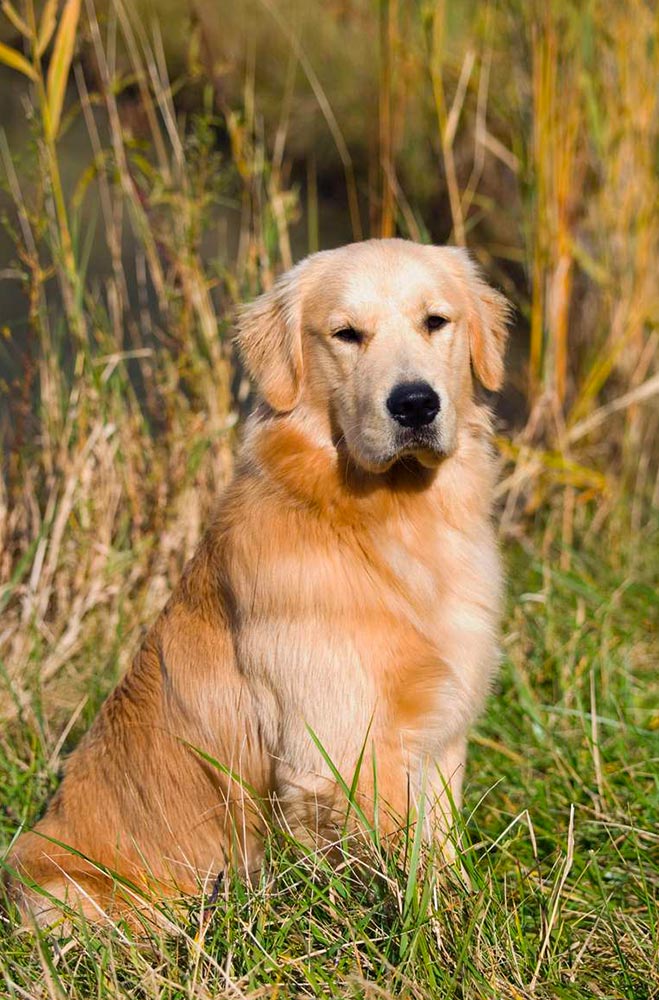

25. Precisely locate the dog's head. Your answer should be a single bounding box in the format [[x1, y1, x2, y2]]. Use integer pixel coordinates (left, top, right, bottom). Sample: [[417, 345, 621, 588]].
[[236, 240, 510, 473]]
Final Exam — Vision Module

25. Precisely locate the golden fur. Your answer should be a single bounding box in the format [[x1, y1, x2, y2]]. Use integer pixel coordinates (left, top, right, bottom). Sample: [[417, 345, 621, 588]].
[[6, 239, 510, 925]]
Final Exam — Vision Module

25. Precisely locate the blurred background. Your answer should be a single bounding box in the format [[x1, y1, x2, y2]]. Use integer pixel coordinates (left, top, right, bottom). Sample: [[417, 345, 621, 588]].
[[0, 0, 657, 717]]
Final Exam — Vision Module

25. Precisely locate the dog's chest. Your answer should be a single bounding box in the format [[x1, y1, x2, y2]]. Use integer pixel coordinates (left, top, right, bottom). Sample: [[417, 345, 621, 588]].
[[372, 518, 487, 628], [374, 530, 441, 624], [234, 510, 500, 750], [370, 519, 501, 740]]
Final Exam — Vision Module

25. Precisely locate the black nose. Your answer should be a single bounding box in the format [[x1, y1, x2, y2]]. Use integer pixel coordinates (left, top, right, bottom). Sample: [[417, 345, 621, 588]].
[[386, 381, 440, 429]]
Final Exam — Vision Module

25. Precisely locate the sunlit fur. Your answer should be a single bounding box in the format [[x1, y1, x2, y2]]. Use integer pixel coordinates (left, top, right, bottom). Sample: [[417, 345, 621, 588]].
[[7, 239, 510, 926]]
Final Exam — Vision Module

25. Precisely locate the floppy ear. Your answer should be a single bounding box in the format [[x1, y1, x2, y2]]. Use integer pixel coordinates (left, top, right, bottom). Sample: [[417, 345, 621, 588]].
[[445, 248, 512, 391], [235, 262, 307, 412]]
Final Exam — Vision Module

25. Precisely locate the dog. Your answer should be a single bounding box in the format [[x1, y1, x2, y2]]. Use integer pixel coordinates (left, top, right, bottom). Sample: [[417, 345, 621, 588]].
[[6, 238, 510, 926]]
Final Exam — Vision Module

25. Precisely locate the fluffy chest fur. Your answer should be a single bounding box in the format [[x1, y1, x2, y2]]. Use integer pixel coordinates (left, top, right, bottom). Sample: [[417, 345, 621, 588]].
[[213, 418, 502, 763]]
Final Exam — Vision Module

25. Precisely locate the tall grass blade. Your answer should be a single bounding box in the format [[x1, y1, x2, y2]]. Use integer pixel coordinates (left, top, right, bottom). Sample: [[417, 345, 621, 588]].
[[399, 785, 426, 959], [37, 0, 60, 57], [1, 1, 33, 38], [0, 40, 38, 80], [45, 0, 81, 141], [306, 725, 375, 837]]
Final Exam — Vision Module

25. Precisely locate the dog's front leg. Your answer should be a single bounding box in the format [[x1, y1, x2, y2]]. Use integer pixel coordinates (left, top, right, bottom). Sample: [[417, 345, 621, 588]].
[[416, 734, 468, 858]]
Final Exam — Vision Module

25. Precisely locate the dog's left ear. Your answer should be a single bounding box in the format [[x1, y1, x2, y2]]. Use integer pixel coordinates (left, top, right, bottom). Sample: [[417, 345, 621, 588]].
[[445, 248, 512, 391], [235, 261, 308, 412]]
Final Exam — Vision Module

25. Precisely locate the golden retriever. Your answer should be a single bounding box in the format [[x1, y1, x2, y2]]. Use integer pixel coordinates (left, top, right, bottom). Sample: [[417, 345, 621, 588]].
[[7, 238, 510, 925]]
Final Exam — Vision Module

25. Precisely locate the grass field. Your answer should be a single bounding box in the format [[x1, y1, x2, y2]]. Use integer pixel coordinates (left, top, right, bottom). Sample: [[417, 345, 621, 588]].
[[1, 0, 658, 997]]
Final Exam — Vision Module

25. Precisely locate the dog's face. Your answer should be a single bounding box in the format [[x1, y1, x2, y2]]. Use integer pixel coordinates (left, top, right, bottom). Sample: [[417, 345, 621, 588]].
[[237, 240, 510, 473]]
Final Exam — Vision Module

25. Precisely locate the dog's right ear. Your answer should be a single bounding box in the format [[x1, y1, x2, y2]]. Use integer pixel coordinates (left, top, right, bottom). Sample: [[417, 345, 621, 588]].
[[441, 247, 511, 392], [235, 262, 308, 413]]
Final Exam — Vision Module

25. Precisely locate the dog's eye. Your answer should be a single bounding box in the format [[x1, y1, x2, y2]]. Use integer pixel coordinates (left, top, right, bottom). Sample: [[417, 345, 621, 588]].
[[426, 315, 449, 332], [333, 327, 363, 345]]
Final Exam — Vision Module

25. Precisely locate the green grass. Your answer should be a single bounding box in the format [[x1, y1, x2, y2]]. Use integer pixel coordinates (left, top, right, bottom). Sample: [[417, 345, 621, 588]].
[[2, 507, 657, 1000]]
